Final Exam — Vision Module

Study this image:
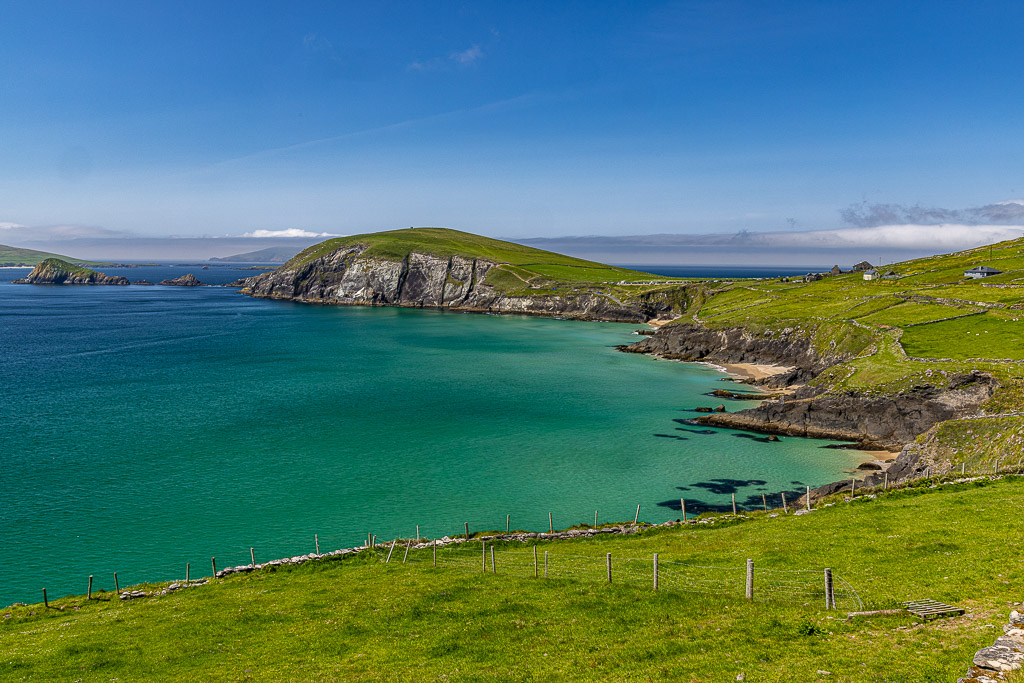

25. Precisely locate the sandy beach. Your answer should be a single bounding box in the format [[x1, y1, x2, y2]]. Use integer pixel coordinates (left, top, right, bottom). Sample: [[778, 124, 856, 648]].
[[718, 362, 795, 381]]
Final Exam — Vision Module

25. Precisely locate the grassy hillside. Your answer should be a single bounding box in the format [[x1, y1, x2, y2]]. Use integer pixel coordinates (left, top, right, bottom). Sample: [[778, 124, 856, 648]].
[[0, 244, 100, 267], [4, 476, 1021, 681], [285, 227, 682, 294]]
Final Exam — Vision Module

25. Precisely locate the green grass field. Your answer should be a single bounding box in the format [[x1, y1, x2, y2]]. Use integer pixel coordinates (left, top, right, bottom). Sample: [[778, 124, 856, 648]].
[[0, 245, 103, 267], [3, 477, 1021, 681]]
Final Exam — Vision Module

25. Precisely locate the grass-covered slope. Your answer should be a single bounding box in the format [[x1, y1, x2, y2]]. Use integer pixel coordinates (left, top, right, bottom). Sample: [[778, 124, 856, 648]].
[[286, 227, 677, 291], [0, 244, 100, 267], [4, 477, 1022, 681]]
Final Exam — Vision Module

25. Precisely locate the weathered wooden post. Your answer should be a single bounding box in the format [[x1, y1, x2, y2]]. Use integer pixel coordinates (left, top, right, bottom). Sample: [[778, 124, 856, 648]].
[[372, 535, 376, 547], [114, 573, 120, 594], [732, 493, 737, 515], [482, 541, 486, 573], [544, 551, 548, 578], [186, 563, 190, 586], [606, 553, 612, 583], [416, 525, 420, 541], [653, 553, 659, 591], [634, 504, 641, 525], [403, 540, 411, 564], [533, 546, 538, 578], [250, 547, 256, 568], [806, 486, 811, 510], [549, 512, 553, 534], [824, 568, 835, 610], [681, 498, 686, 521], [884, 472, 889, 490], [42, 588, 48, 608], [315, 534, 319, 555], [88, 575, 93, 599], [781, 492, 788, 513], [762, 493, 768, 512], [386, 540, 397, 563], [962, 462, 966, 475], [850, 479, 855, 499], [506, 514, 510, 534], [745, 559, 753, 600], [490, 546, 496, 574], [594, 509, 598, 527], [465, 522, 470, 540], [433, 538, 437, 567]]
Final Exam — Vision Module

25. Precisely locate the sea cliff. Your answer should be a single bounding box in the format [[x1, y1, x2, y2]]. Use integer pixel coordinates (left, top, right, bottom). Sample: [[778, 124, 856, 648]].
[[12, 258, 129, 285], [242, 244, 677, 322]]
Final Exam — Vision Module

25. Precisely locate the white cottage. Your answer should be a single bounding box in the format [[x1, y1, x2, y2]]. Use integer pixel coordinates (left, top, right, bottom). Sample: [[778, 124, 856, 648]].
[[964, 266, 1003, 279]]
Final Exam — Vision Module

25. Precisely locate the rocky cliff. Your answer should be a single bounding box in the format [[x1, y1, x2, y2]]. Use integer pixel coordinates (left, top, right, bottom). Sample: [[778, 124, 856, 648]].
[[242, 244, 675, 322], [12, 258, 129, 285]]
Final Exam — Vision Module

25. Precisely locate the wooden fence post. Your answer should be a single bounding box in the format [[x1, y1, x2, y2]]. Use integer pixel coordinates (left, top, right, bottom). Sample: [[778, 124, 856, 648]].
[[465, 522, 470, 540], [386, 540, 397, 563], [490, 546, 496, 574], [114, 572, 119, 594], [315, 534, 319, 555], [212, 557, 217, 577], [606, 553, 612, 583], [403, 540, 411, 564], [962, 462, 966, 475], [88, 575, 93, 599], [186, 563, 190, 586], [884, 472, 889, 490], [806, 486, 811, 510], [482, 541, 486, 573], [781, 492, 788, 514], [42, 588, 48, 608], [850, 479, 855, 499], [745, 559, 753, 600], [549, 512, 553, 533], [653, 553, 659, 591], [680, 498, 685, 521], [250, 547, 255, 568], [762, 493, 768, 512], [533, 546, 538, 577], [634, 504, 640, 525], [507, 514, 510, 534], [732, 493, 737, 515], [544, 551, 548, 578], [416, 525, 420, 541], [824, 568, 835, 610], [433, 538, 437, 567]]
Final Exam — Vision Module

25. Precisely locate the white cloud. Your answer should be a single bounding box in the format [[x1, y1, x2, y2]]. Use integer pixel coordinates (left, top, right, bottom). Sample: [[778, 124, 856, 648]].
[[451, 45, 483, 65], [762, 224, 1024, 250], [0, 221, 27, 230], [996, 199, 1024, 206], [242, 228, 342, 238]]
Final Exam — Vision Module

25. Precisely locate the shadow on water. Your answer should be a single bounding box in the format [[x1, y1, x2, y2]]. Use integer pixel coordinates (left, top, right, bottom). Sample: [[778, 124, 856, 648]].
[[656, 478, 810, 513], [733, 433, 780, 444], [654, 433, 688, 440]]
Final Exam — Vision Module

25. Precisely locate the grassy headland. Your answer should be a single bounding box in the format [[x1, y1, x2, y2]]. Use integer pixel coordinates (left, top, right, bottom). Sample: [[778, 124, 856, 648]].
[[0, 244, 103, 267], [3, 476, 1022, 681]]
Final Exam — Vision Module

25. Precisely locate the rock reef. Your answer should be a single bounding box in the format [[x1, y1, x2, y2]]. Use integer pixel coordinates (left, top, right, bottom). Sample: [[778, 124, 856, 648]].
[[158, 273, 204, 286]]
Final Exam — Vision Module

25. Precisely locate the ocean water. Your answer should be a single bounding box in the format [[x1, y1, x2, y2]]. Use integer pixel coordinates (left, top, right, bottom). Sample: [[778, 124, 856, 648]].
[[0, 267, 863, 606]]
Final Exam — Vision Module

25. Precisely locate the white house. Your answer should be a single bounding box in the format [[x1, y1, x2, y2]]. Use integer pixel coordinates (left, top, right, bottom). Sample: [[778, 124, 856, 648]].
[[862, 269, 879, 281], [964, 266, 1003, 279]]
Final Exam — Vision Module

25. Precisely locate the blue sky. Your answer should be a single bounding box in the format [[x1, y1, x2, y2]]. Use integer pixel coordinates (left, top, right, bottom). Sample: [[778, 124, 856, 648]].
[[3, 1, 1024, 258]]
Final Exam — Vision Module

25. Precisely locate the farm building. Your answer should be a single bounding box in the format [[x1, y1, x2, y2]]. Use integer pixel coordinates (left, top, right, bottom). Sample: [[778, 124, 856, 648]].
[[863, 269, 879, 281], [964, 266, 1003, 279]]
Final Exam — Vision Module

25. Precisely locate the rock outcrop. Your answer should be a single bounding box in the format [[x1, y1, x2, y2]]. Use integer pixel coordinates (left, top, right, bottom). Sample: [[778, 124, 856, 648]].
[[621, 322, 845, 386], [12, 258, 129, 285], [958, 609, 1024, 682], [242, 244, 677, 322], [158, 273, 203, 286], [695, 372, 999, 450]]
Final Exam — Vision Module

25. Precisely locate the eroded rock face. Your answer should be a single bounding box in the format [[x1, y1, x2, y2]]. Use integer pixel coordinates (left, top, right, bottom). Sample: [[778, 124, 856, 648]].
[[695, 373, 999, 451], [621, 323, 835, 386], [158, 274, 204, 286], [12, 260, 129, 285], [242, 244, 673, 322]]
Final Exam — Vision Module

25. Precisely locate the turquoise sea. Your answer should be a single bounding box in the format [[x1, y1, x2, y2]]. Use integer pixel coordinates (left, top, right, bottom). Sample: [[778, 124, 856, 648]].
[[0, 266, 864, 606]]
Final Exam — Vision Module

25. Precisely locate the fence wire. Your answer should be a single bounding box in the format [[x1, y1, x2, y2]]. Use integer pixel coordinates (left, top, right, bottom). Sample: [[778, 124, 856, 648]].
[[398, 542, 862, 611]]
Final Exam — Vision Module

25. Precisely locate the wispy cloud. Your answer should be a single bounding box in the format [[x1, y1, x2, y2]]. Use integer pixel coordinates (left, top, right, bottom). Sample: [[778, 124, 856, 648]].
[[408, 43, 484, 71], [450, 44, 483, 65], [840, 201, 1024, 227], [242, 228, 342, 238]]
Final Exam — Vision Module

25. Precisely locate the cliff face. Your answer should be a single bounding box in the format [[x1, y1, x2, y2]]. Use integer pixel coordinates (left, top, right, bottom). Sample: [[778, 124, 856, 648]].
[[621, 323, 845, 386], [12, 259, 129, 285], [694, 373, 999, 450], [623, 321, 1000, 475], [242, 245, 674, 322]]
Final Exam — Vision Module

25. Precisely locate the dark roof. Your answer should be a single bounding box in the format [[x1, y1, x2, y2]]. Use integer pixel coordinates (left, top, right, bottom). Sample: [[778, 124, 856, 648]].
[[965, 266, 1003, 274]]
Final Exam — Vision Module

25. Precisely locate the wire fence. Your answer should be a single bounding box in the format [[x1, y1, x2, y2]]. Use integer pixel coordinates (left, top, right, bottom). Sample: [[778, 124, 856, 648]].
[[397, 541, 862, 611]]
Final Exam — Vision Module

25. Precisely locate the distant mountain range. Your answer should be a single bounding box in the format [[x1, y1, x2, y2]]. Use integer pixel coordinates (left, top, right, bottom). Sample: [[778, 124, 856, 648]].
[[209, 246, 302, 263]]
